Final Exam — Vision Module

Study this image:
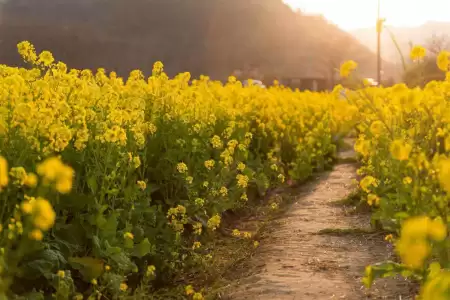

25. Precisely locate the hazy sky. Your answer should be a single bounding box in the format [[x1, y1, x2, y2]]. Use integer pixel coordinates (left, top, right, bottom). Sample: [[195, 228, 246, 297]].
[[284, 0, 450, 30]]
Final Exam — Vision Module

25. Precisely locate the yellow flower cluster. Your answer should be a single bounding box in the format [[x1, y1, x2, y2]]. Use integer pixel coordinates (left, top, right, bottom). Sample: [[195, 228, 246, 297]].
[[396, 216, 446, 269], [0, 41, 357, 298], [353, 49, 450, 298], [22, 196, 56, 240], [37, 157, 73, 194]]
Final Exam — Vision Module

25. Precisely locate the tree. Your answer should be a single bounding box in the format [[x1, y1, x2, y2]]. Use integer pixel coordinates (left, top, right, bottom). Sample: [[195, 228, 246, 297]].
[[425, 33, 450, 56]]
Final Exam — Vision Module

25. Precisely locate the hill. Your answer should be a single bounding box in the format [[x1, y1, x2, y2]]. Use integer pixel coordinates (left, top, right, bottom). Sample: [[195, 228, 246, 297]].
[[350, 21, 450, 65], [0, 0, 398, 85]]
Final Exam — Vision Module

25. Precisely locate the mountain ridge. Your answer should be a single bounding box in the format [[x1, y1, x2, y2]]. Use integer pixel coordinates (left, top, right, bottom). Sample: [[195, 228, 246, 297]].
[[350, 21, 450, 64], [0, 0, 398, 84]]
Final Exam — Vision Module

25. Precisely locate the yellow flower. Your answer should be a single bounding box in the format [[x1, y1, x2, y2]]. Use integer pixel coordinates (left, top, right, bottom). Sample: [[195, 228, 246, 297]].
[[369, 121, 384, 136], [193, 293, 204, 300], [242, 232, 252, 239], [396, 238, 430, 269], [360, 176, 378, 193], [207, 214, 221, 231], [204, 160, 215, 170], [21, 201, 33, 214], [37, 157, 62, 182], [403, 176, 412, 185], [24, 173, 38, 188], [37, 157, 73, 194], [17, 41, 37, 63], [384, 234, 393, 242], [38, 50, 55, 66], [354, 139, 370, 157], [132, 156, 141, 169], [438, 158, 450, 193], [410, 45, 426, 61], [232, 229, 240, 237], [210, 135, 223, 149], [137, 180, 146, 190], [219, 186, 228, 197], [32, 198, 56, 231], [105, 265, 111, 271], [124, 232, 134, 240], [91, 279, 98, 285], [367, 194, 380, 206], [177, 162, 188, 174], [340, 60, 358, 78], [240, 193, 248, 201], [9, 167, 27, 186], [193, 222, 202, 235], [186, 176, 194, 184], [185, 285, 195, 296], [253, 241, 260, 248], [437, 50, 450, 72], [236, 174, 249, 188], [237, 162, 246, 171], [428, 218, 447, 241], [192, 241, 201, 250], [390, 139, 412, 161], [194, 198, 204, 207], [395, 216, 447, 270], [29, 229, 43, 241], [120, 282, 128, 292], [420, 270, 450, 300], [57, 270, 65, 278], [0, 156, 9, 189], [401, 216, 430, 238], [146, 265, 156, 277]]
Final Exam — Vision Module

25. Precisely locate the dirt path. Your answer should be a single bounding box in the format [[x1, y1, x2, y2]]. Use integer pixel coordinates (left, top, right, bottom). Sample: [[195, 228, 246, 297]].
[[224, 148, 414, 300]]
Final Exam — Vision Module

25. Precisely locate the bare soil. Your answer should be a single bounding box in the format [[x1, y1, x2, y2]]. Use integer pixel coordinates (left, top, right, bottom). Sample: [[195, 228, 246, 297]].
[[221, 148, 415, 300]]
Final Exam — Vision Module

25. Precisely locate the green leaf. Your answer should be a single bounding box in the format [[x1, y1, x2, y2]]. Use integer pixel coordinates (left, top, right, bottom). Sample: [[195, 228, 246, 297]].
[[58, 194, 94, 211], [68, 257, 104, 282], [104, 242, 122, 256], [87, 176, 98, 194], [363, 261, 414, 288], [124, 238, 134, 249], [394, 212, 410, 220], [20, 249, 67, 280], [109, 251, 137, 273], [15, 292, 45, 300], [133, 238, 152, 258], [107, 188, 119, 196], [95, 214, 107, 229], [102, 273, 125, 295], [99, 213, 118, 241]]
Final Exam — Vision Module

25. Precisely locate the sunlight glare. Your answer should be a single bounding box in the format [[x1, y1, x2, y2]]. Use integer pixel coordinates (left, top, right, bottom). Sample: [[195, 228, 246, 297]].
[[284, 0, 450, 30]]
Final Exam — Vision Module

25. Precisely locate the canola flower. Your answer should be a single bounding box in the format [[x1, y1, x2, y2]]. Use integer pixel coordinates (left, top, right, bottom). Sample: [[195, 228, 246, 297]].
[[437, 50, 450, 72], [137, 180, 146, 190], [389, 139, 412, 161], [37, 157, 73, 194], [21, 197, 56, 233], [0, 41, 357, 299], [410, 45, 426, 62], [340, 60, 358, 78], [354, 54, 450, 295], [0, 156, 9, 190], [396, 216, 446, 269]]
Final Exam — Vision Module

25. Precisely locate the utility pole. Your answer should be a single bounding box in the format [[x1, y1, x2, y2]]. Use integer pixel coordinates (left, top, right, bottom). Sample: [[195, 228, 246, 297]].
[[376, 0, 382, 85]]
